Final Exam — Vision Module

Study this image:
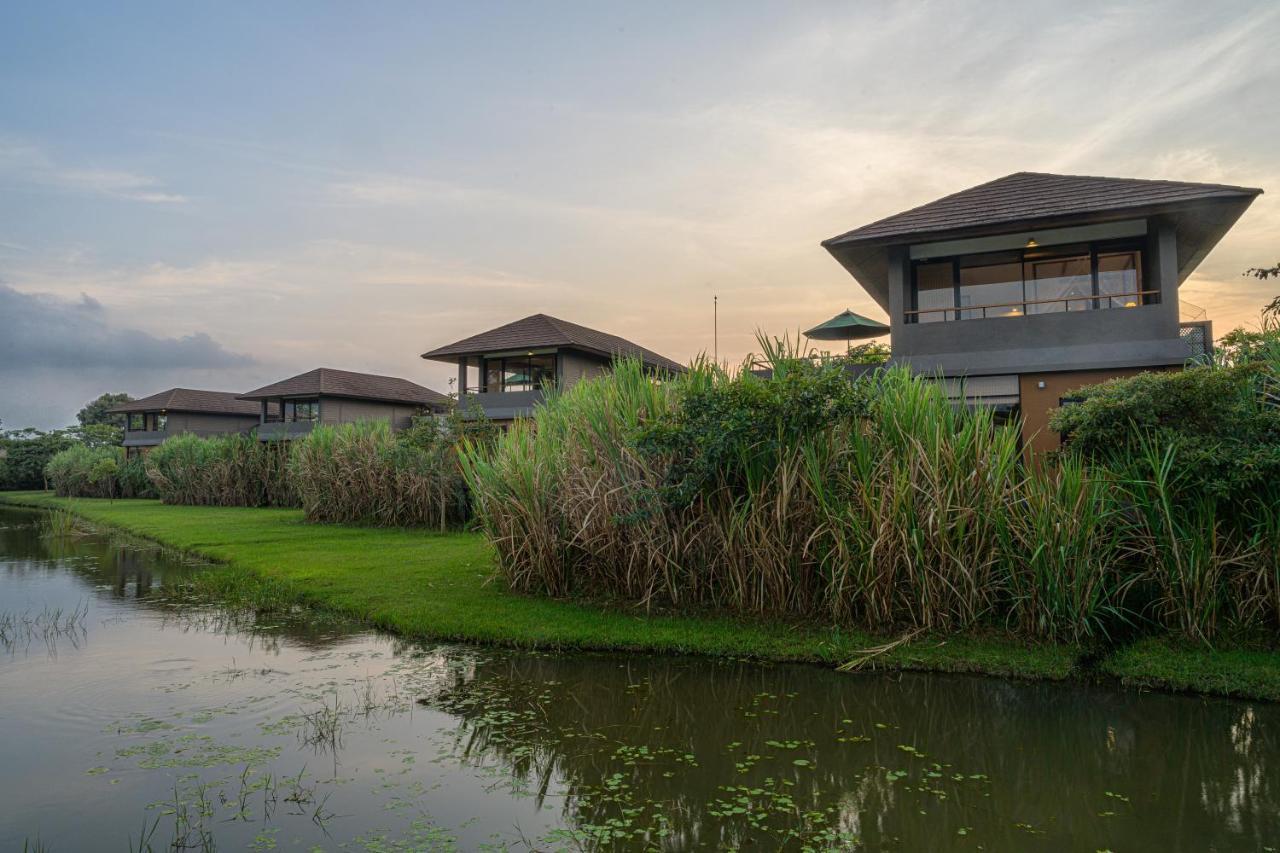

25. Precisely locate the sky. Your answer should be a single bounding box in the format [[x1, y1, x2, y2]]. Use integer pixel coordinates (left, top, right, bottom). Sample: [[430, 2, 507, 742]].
[[2, 0, 1278, 429]]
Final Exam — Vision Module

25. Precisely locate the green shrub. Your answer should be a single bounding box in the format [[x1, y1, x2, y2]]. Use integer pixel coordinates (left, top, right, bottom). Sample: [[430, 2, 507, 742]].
[[44, 445, 125, 498], [1049, 364, 1280, 503], [146, 433, 295, 507], [1, 429, 75, 490]]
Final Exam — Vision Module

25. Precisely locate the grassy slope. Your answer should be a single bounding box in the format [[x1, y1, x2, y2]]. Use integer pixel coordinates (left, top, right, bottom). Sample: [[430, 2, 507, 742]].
[[1, 492, 1076, 682]]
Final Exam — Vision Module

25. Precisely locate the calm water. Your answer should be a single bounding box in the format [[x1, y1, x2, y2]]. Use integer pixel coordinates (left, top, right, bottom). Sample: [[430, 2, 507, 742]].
[[0, 506, 1277, 852]]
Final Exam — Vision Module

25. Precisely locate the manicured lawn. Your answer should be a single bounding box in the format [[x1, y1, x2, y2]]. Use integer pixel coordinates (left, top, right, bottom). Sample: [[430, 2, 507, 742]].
[[0, 491, 1076, 681]]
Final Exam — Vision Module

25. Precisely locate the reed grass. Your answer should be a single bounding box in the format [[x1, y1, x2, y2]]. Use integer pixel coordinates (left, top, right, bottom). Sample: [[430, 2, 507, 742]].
[[463, 351, 1279, 645], [289, 420, 469, 529], [145, 433, 295, 507]]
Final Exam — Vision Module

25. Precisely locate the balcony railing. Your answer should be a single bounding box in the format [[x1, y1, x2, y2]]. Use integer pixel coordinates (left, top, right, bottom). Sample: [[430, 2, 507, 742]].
[[256, 421, 316, 440], [458, 389, 545, 420], [905, 290, 1159, 322]]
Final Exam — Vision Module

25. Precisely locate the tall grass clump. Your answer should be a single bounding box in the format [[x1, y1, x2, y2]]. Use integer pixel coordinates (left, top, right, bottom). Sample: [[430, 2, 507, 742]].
[[1052, 328, 1280, 641], [464, 340, 1279, 646], [464, 350, 1123, 636], [462, 357, 682, 600], [146, 433, 295, 507], [1000, 456, 1131, 642], [290, 415, 484, 528]]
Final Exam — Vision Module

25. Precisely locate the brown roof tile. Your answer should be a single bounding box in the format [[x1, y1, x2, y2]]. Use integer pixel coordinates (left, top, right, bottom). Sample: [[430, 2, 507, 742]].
[[238, 368, 450, 409], [109, 388, 262, 416], [421, 313, 685, 373], [824, 172, 1263, 247]]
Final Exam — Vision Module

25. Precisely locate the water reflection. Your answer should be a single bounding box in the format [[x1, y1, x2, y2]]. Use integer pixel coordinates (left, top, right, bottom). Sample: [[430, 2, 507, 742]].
[[0, 506, 1276, 852], [421, 652, 1280, 851]]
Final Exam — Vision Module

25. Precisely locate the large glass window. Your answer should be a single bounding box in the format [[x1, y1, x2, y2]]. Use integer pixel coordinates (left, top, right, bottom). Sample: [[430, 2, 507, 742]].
[[909, 240, 1146, 323], [914, 262, 955, 323], [482, 354, 558, 392], [284, 399, 319, 422], [1025, 247, 1092, 314], [484, 363, 503, 393], [127, 413, 145, 431], [958, 253, 1024, 320], [1098, 250, 1142, 308]]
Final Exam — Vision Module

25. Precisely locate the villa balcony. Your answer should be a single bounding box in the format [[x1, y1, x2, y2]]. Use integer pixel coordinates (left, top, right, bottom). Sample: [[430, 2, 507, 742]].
[[459, 389, 545, 421], [122, 430, 169, 448], [256, 421, 316, 441]]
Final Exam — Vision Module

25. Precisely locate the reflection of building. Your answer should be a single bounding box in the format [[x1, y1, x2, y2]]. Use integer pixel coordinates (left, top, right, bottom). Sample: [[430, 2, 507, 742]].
[[111, 389, 262, 457], [421, 314, 684, 423], [238, 367, 451, 441], [823, 172, 1261, 451]]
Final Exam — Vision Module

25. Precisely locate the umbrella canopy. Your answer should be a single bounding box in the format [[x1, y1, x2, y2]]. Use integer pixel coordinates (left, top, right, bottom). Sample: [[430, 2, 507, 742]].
[[803, 309, 889, 341]]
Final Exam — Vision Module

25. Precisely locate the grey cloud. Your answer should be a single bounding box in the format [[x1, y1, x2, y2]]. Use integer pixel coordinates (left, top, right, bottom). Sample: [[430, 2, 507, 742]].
[[0, 283, 254, 370]]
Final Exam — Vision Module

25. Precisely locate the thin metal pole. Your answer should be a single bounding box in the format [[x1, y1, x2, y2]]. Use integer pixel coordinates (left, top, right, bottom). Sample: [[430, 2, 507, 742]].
[[714, 294, 718, 364]]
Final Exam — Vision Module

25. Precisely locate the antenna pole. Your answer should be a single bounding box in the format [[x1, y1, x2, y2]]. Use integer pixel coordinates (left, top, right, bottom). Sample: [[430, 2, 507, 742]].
[[714, 294, 718, 364]]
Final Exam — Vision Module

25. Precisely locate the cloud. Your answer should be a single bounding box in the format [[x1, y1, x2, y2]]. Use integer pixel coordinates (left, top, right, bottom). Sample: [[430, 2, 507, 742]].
[[0, 283, 253, 371], [0, 139, 186, 203]]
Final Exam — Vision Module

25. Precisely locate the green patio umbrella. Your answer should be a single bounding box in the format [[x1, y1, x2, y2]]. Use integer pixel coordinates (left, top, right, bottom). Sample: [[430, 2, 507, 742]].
[[803, 309, 889, 342]]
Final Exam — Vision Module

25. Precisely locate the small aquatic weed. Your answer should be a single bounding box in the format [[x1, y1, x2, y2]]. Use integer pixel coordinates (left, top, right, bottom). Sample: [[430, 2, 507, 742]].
[[299, 692, 346, 754], [117, 735, 280, 769], [0, 601, 89, 655]]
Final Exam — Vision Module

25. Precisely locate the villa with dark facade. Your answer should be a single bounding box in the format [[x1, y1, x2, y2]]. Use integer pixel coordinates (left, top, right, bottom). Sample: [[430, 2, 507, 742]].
[[238, 368, 451, 440], [421, 313, 684, 422], [111, 389, 262, 456], [822, 172, 1262, 452]]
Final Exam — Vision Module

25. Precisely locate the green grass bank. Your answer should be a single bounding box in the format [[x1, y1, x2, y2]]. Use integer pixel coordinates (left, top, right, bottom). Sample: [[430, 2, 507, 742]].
[[3, 491, 1277, 701]]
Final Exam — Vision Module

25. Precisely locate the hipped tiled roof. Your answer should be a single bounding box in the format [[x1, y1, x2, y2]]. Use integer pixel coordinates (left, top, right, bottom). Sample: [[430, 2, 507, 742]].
[[824, 172, 1263, 247], [421, 313, 685, 373], [109, 389, 261, 416], [238, 368, 450, 409]]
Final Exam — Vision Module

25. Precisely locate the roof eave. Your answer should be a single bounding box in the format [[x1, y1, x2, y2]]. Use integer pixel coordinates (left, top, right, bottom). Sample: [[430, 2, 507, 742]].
[[822, 191, 1263, 251]]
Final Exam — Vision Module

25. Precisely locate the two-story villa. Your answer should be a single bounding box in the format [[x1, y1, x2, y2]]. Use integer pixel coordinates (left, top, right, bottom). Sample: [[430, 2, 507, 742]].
[[110, 388, 262, 456], [822, 172, 1262, 451], [421, 313, 684, 422], [238, 367, 451, 440]]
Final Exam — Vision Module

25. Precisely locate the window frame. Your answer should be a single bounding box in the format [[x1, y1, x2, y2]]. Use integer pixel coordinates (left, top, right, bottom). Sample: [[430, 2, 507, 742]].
[[481, 354, 559, 393], [283, 398, 320, 422], [908, 238, 1150, 323]]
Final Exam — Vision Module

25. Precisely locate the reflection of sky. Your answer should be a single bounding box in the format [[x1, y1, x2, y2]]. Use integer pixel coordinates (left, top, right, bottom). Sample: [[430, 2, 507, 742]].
[[1, 2, 1279, 428]]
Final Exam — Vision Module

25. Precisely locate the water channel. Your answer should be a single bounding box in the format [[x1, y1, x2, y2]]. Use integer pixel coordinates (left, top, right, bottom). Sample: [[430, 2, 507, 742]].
[[0, 505, 1275, 851]]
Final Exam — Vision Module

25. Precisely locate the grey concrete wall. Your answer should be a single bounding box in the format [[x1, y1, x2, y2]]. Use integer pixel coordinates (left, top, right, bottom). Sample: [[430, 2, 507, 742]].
[[463, 389, 544, 420], [165, 412, 260, 434], [318, 397, 421, 430], [559, 350, 610, 388], [888, 222, 1184, 376], [123, 412, 258, 446]]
